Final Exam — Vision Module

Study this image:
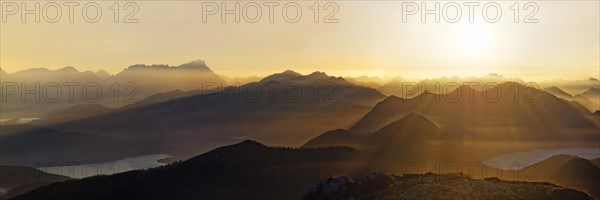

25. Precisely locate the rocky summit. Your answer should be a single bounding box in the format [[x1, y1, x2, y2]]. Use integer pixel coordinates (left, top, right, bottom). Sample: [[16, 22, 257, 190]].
[[302, 173, 593, 200]]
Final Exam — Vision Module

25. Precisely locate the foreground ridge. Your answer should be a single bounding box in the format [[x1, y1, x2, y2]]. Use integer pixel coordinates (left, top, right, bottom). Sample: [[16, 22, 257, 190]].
[[302, 172, 593, 200]]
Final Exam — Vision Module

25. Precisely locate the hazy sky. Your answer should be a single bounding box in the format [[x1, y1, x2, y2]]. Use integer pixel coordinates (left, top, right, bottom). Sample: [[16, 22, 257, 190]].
[[1, 1, 598, 81]]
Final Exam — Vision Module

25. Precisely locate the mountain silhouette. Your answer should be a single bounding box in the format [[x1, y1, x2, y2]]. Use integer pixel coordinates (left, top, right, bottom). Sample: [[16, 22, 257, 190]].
[[513, 154, 578, 180], [0, 66, 110, 119], [25, 71, 385, 162], [489, 154, 600, 199], [94, 70, 111, 79], [10, 140, 358, 200], [0, 59, 226, 119], [350, 82, 599, 155], [302, 113, 477, 173], [366, 112, 454, 144], [109, 59, 225, 97], [579, 88, 600, 111], [377, 73, 524, 98], [543, 78, 600, 93], [544, 86, 599, 112], [6, 134, 597, 199], [553, 158, 600, 199], [259, 70, 303, 83], [120, 60, 213, 72], [359, 113, 476, 172]]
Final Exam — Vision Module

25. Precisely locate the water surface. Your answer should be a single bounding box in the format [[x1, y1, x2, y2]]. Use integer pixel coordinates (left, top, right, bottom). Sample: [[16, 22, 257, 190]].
[[38, 154, 171, 179]]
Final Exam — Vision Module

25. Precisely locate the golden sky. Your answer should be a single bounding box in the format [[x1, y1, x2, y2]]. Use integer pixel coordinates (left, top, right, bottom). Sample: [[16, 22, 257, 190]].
[[1, 1, 598, 81]]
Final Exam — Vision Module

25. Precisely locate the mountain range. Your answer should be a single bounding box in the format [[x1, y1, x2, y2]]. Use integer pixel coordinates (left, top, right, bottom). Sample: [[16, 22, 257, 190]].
[[4, 75, 598, 171], [304, 113, 476, 173], [544, 86, 599, 112], [2, 62, 599, 199], [10, 70, 385, 163], [349, 82, 598, 158], [3, 104, 598, 199], [377, 73, 525, 98], [0, 60, 226, 119]]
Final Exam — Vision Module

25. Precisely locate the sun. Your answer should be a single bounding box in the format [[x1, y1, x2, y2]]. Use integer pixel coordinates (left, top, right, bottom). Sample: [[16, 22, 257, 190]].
[[452, 22, 495, 58]]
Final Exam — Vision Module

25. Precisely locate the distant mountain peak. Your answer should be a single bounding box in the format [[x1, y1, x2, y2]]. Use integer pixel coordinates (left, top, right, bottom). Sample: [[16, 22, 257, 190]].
[[19, 68, 51, 73], [374, 112, 440, 136], [58, 66, 79, 72], [484, 73, 504, 77], [308, 71, 329, 78], [258, 70, 346, 85], [369, 112, 451, 140], [259, 70, 303, 83], [95, 70, 111, 78], [124, 59, 211, 71], [281, 70, 301, 75], [177, 59, 210, 70], [125, 64, 169, 70], [96, 69, 109, 74]]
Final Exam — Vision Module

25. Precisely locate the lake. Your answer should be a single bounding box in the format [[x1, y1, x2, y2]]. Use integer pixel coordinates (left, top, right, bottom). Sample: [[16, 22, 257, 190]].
[[37, 154, 171, 179]]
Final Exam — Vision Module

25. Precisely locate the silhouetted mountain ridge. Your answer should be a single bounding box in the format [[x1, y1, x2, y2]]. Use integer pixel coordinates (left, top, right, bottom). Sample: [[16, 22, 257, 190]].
[[350, 82, 598, 146], [121, 60, 213, 72], [10, 140, 359, 200], [37, 69, 385, 161]]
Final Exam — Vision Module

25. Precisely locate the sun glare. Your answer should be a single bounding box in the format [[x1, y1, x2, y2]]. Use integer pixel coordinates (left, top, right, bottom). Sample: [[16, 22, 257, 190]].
[[453, 22, 495, 58]]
